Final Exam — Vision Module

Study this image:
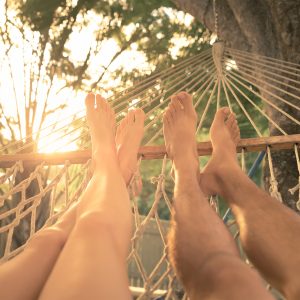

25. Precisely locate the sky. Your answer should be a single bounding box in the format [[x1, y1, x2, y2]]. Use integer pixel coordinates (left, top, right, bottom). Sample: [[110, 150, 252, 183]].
[[0, 3, 196, 153]]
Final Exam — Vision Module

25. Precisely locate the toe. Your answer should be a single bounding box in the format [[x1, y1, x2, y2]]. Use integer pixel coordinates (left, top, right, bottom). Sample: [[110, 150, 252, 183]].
[[85, 93, 96, 126], [134, 108, 145, 125], [167, 104, 176, 120], [109, 107, 116, 124], [171, 97, 183, 111], [108, 103, 115, 116], [215, 107, 231, 123], [177, 91, 192, 102], [169, 101, 178, 114], [225, 113, 236, 127], [164, 110, 173, 124], [85, 93, 95, 112], [96, 94, 107, 111], [127, 110, 135, 124], [163, 112, 168, 124], [176, 91, 193, 110], [116, 122, 122, 138], [120, 115, 127, 129], [225, 113, 236, 126]]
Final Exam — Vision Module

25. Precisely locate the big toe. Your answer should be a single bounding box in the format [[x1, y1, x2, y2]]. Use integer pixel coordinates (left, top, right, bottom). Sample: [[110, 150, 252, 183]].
[[85, 93, 95, 114], [127, 110, 135, 125], [134, 108, 145, 125], [214, 107, 231, 125], [95, 94, 107, 111], [177, 91, 193, 109], [170, 96, 184, 112]]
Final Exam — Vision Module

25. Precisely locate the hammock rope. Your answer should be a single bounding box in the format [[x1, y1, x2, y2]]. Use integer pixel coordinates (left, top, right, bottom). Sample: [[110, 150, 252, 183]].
[[0, 41, 299, 299]]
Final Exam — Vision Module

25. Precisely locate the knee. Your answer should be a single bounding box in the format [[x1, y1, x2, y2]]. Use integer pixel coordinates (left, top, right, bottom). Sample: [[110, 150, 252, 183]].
[[195, 253, 255, 289], [28, 227, 67, 251], [75, 211, 116, 236]]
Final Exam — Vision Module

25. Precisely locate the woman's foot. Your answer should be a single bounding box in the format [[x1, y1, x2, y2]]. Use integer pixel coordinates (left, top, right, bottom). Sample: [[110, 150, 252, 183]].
[[115, 109, 145, 192], [163, 92, 198, 172], [199, 108, 240, 196], [85, 93, 117, 168]]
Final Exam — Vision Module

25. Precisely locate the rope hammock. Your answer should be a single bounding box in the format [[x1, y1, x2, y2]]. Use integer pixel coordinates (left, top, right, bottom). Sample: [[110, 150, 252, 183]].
[[0, 0, 300, 295]]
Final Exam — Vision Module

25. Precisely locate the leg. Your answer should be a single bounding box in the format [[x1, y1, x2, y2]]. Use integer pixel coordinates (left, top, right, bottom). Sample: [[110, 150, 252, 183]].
[[0, 203, 76, 300], [163, 92, 273, 300], [116, 108, 145, 196], [39, 94, 144, 300], [200, 109, 300, 299], [0, 98, 145, 300]]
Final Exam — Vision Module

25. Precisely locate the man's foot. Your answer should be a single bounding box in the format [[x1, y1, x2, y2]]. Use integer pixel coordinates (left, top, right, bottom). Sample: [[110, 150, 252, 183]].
[[163, 92, 198, 171], [85, 93, 117, 166], [116, 109, 145, 191], [199, 107, 240, 196]]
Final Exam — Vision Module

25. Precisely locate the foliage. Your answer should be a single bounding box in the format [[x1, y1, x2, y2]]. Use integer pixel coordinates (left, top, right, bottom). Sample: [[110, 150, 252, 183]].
[[0, 0, 268, 225]]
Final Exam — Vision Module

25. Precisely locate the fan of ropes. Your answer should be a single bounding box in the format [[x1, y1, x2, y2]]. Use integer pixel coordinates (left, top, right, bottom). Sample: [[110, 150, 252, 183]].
[[0, 1, 299, 299]]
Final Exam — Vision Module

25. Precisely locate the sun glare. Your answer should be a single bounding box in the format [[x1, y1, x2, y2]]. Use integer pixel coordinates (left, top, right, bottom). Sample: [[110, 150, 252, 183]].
[[0, 5, 195, 154]]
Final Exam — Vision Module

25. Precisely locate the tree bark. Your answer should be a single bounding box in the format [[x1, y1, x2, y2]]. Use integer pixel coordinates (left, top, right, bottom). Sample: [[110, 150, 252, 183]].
[[172, 0, 300, 210]]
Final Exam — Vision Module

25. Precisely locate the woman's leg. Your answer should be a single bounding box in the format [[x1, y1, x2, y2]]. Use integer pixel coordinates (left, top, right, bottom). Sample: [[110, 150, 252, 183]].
[[39, 94, 143, 300], [0, 93, 145, 300], [0, 203, 76, 300]]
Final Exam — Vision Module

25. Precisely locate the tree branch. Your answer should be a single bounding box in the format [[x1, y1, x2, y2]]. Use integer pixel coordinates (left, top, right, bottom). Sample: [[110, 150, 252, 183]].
[[1, 15, 23, 139]]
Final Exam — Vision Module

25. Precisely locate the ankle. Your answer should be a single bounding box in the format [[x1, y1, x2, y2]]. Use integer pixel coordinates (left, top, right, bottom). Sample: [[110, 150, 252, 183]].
[[173, 149, 198, 168], [173, 158, 199, 176], [92, 153, 119, 171]]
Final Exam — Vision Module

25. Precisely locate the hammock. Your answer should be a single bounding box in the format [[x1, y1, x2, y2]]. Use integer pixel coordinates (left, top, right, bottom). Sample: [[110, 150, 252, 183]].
[[0, 40, 299, 299]]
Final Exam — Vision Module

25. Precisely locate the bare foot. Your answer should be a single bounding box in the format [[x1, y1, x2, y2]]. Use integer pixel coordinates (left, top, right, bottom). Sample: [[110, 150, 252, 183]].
[[163, 92, 198, 171], [199, 108, 240, 196], [116, 109, 145, 192], [85, 93, 117, 166]]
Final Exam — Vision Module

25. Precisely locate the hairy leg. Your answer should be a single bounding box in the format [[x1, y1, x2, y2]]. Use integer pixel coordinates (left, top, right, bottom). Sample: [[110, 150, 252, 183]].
[[200, 111, 300, 299], [164, 92, 272, 300]]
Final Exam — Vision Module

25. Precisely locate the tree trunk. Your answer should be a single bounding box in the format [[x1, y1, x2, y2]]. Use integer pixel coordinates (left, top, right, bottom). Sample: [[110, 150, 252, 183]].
[[172, 0, 300, 210]]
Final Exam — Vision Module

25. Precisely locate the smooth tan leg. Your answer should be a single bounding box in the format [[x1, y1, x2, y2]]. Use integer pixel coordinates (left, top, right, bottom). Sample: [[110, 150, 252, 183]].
[[39, 94, 134, 300], [0, 95, 145, 300], [0, 204, 76, 300], [163, 92, 273, 300]]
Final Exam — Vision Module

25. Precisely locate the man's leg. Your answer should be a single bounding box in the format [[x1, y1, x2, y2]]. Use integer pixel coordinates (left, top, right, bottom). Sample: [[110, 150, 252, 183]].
[[163, 92, 273, 300], [200, 108, 300, 299]]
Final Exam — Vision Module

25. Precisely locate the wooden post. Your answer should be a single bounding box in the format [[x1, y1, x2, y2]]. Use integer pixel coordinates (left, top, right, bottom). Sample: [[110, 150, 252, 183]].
[[0, 134, 299, 168]]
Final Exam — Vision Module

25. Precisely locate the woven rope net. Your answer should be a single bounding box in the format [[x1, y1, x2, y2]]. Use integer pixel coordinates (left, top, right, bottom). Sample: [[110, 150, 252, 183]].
[[0, 42, 299, 299]]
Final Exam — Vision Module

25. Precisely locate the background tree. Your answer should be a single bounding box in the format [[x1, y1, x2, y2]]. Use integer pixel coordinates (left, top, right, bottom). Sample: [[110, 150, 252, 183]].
[[0, 0, 209, 253], [2, 0, 292, 256], [171, 0, 300, 210]]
